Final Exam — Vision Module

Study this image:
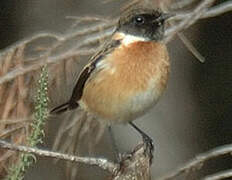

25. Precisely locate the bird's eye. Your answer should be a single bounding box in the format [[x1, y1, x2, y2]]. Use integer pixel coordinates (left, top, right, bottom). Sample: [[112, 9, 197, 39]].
[[134, 16, 145, 25]]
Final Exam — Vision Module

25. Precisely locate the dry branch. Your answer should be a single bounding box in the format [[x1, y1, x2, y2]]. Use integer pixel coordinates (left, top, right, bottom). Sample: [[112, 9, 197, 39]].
[[0, 0, 231, 85], [0, 139, 153, 180], [164, 0, 217, 42], [157, 144, 232, 180], [203, 169, 232, 180], [0, 139, 119, 174], [171, 1, 232, 21], [0, 0, 231, 179], [1, 140, 232, 180]]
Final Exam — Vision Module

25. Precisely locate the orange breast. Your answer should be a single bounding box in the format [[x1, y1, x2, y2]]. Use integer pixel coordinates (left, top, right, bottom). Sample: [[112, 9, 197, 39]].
[[80, 41, 169, 124]]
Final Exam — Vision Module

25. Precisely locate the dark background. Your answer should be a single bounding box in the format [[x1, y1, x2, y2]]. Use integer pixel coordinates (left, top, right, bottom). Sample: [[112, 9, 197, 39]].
[[0, 0, 231, 179]]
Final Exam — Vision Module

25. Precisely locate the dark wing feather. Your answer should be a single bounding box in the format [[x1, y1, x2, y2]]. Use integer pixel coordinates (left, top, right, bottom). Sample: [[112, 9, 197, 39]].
[[50, 102, 70, 114], [50, 39, 121, 114], [69, 39, 121, 105], [68, 55, 102, 107]]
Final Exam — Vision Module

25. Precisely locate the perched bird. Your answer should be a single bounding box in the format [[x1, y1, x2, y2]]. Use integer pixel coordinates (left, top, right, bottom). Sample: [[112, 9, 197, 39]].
[[51, 8, 172, 158]]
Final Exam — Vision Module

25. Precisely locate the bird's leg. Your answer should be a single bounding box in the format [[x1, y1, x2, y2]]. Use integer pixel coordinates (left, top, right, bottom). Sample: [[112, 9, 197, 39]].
[[108, 126, 121, 163], [129, 122, 154, 162]]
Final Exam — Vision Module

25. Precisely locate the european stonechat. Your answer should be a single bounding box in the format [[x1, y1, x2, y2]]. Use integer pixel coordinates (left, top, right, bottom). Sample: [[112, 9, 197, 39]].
[[51, 8, 172, 157]]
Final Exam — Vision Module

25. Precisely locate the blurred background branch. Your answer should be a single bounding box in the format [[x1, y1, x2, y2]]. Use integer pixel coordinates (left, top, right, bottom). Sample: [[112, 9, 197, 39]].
[[203, 169, 232, 180], [157, 144, 232, 180], [1, 0, 232, 85], [0, 0, 231, 179]]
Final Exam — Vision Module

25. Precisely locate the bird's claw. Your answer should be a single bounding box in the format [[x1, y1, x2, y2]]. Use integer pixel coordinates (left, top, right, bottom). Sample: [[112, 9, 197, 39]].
[[142, 135, 154, 163]]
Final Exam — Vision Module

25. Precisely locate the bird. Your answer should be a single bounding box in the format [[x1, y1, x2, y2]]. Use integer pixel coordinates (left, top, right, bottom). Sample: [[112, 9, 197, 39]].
[[51, 7, 172, 160]]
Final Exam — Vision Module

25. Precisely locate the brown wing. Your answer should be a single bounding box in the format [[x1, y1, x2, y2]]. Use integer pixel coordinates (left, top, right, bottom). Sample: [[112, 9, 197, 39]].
[[69, 39, 121, 106], [51, 39, 121, 114], [51, 40, 121, 114], [68, 54, 102, 108]]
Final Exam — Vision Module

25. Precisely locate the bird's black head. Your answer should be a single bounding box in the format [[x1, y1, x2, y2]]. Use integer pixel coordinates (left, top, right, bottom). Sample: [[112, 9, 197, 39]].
[[117, 8, 172, 41]]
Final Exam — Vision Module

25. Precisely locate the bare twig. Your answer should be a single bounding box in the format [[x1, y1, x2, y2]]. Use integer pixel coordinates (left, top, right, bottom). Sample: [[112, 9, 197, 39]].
[[165, 0, 217, 42], [0, 139, 119, 174], [203, 169, 232, 180], [0, 32, 63, 58], [0, 138, 154, 180], [177, 32, 205, 63], [0, 0, 232, 178], [51, 111, 106, 179], [66, 15, 111, 23], [4, 139, 232, 180], [0, 30, 113, 85], [0, 125, 26, 138], [171, 0, 197, 9], [172, 1, 232, 20], [157, 144, 232, 180], [204, 1, 232, 18], [165, 0, 232, 62], [0, 118, 31, 125], [0, 1, 231, 85]]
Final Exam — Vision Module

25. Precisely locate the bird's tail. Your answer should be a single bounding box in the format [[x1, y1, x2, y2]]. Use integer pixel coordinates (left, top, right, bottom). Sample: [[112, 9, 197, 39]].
[[50, 101, 79, 114]]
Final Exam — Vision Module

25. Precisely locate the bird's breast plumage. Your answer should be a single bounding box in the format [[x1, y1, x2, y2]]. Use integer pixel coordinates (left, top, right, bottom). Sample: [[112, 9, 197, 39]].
[[79, 40, 169, 124]]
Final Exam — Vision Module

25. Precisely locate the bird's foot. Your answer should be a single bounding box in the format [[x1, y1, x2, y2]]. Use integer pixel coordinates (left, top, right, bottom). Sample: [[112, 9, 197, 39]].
[[142, 134, 154, 163]]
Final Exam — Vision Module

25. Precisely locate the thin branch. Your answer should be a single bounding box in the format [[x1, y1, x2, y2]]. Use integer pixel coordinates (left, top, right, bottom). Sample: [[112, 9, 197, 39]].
[[0, 1, 231, 85], [66, 15, 111, 23], [157, 144, 232, 180], [0, 30, 113, 85], [0, 125, 26, 138], [0, 139, 119, 175], [165, 0, 232, 62], [0, 32, 63, 60], [172, 1, 232, 21], [0, 139, 153, 180], [0, 49, 97, 85], [171, 0, 197, 9], [202, 169, 232, 180], [165, 0, 217, 42], [0, 118, 31, 125], [0, 0, 231, 179], [177, 32, 205, 63], [203, 0, 232, 18]]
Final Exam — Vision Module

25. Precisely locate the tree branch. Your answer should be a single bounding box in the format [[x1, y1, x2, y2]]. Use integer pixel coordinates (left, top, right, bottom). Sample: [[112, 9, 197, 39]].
[[0, 1, 232, 179], [203, 169, 232, 180], [171, 0, 196, 9], [0, 139, 119, 175], [2, 140, 232, 180], [157, 144, 232, 180], [204, 1, 232, 18], [172, 1, 232, 21], [165, 0, 217, 42], [0, 139, 153, 179], [0, 1, 231, 85]]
